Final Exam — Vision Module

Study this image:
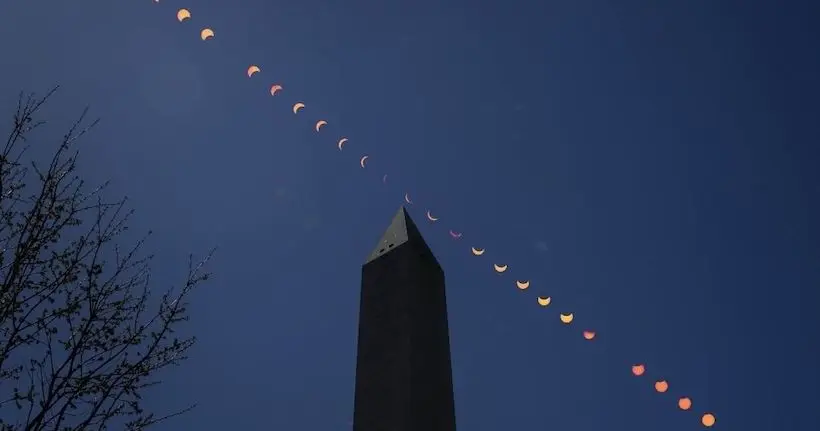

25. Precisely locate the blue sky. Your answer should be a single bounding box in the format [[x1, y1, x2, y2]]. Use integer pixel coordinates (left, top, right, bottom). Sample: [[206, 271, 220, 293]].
[[1, 0, 818, 430]]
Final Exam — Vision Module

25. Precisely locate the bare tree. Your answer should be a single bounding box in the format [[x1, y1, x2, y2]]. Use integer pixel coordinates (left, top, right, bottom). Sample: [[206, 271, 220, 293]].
[[0, 87, 213, 430]]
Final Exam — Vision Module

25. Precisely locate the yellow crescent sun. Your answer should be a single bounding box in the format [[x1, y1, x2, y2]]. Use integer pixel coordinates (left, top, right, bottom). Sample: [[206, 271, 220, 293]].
[[293, 103, 305, 114], [493, 264, 508, 273], [176, 9, 191, 22], [269, 84, 283, 96], [426, 211, 438, 222], [337, 138, 348, 151], [560, 313, 574, 324], [359, 155, 369, 168], [404, 193, 412, 204], [247, 65, 261, 77], [516, 280, 530, 290], [471, 247, 485, 256], [315, 120, 327, 132], [200, 28, 214, 40], [537, 296, 551, 307]]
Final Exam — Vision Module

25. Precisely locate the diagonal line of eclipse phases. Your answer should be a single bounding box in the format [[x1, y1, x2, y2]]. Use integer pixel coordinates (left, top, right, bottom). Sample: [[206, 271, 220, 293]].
[[155, 2, 717, 429]]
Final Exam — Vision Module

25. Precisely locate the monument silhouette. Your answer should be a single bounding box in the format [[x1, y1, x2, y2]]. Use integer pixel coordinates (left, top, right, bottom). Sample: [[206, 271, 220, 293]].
[[352, 207, 457, 431]]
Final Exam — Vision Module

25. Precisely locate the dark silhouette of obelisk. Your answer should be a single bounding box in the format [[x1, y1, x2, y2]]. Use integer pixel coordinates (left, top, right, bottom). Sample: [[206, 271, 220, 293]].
[[353, 207, 457, 431]]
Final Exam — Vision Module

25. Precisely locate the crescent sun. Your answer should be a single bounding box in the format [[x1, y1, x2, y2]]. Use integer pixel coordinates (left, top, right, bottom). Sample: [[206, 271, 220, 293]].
[[537, 296, 551, 307], [560, 313, 574, 324], [337, 138, 348, 151], [471, 247, 485, 256], [449, 230, 462, 239], [426, 211, 438, 222], [292, 103, 305, 114], [516, 280, 530, 290], [382, 174, 388, 184], [493, 264, 508, 273], [200, 28, 214, 40], [404, 193, 412, 204], [315, 120, 327, 132], [177, 9, 191, 22], [247, 65, 261, 77], [269, 84, 283, 96], [359, 155, 369, 168]]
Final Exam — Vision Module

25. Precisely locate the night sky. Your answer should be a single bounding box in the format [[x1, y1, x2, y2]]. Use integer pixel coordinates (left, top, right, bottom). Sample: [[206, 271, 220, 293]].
[[1, 0, 818, 430]]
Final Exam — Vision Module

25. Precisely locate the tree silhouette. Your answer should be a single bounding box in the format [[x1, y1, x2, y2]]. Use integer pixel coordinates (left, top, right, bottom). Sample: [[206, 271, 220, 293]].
[[0, 87, 213, 430]]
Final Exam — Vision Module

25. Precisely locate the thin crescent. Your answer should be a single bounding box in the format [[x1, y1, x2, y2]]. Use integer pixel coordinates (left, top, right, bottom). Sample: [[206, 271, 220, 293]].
[[269, 84, 283, 96], [337, 138, 348, 151], [359, 155, 369, 168], [315, 120, 327, 132], [449, 230, 462, 239], [493, 264, 508, 273], [404, 193, 412, 204], [292, 103, 305, 114], [247, 65, 261, 78], [516, 280, 530, 290], [471, 247, 485, 256], [382, 174, 388, 184], [537, 296, 551, 306], [426, 211, 438, 222]]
